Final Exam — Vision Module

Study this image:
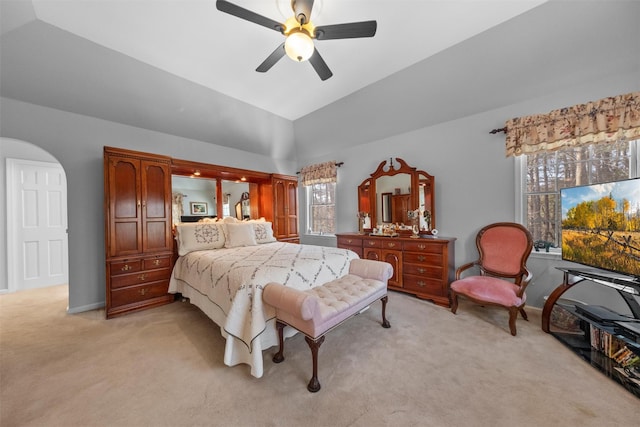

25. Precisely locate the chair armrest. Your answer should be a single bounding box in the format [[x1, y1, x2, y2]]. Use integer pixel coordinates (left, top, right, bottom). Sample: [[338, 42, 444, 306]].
[[262, 283, 319, 321], [516, 268, 534, 297], [349, 259, 393, 283], [455, 261, 480, 280]]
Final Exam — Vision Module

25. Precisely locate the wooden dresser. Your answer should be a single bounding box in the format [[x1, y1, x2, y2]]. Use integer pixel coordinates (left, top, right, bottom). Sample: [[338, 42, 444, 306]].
[[336, 232, 456, 307], [104, 147, 175, 318]]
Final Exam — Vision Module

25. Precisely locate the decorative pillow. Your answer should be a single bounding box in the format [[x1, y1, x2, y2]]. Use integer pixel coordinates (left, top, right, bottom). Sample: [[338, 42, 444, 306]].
[[222, 216, 238, 224], [253, 221, 277, 244], [224, 223, 257, 248], [175, 223, 225, 256], [200, 217, 218, 223]]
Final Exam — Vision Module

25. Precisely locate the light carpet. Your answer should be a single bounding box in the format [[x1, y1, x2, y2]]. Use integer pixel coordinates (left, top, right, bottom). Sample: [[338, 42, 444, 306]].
[[1, 285, 638, 427]]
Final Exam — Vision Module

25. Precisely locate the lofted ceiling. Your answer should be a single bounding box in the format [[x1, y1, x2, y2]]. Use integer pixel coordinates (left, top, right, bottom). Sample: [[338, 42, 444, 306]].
[[2, 1, 639, 160], [1, 0, 547, 120]]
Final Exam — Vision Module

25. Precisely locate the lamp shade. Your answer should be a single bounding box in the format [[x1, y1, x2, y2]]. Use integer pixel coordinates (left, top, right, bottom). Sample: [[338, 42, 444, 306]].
[[284, 30, 314, 62]]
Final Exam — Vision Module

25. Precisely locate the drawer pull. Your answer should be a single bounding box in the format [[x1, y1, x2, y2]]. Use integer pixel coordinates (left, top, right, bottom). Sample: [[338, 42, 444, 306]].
[[138, 274, 146, 281], [418, 244, 426, 250], [347, 239, 353, 243], [139, 288, 147, 296], [368, 242, 375, 246], [153, 259, 161, 266], [417, 281, 426, 287], [417, 268, 426, 274], [121, 264, 131, 271], [387, 242, 396, 248], [418, 255, 426, 262]]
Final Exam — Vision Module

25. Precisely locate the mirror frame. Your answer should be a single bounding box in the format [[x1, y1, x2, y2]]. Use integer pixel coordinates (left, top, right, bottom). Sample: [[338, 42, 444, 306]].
[[358, 158, 435, 234]]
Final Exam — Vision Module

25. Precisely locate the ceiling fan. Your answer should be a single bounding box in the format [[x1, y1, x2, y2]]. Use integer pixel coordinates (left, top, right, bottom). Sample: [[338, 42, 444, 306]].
[[216, 0, 377, 81]]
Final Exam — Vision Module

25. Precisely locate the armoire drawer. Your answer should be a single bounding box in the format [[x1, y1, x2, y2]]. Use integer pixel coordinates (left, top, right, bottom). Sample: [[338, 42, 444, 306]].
[[109, 259, 142, 276], [110, 280, 170, 307], [142, 255, 172, 270], [110, 268, 171, 289]]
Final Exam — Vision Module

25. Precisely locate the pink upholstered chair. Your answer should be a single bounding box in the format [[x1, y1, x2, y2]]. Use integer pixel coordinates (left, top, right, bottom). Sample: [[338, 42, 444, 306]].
[[450, 222, 533, 336]]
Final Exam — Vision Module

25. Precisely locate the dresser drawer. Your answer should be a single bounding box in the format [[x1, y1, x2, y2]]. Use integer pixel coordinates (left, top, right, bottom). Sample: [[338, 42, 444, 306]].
[[364, 239, 401, 250], [341, 245, 363, 258], [403, 252, 442, 265], [109, 259, 142, 276], [110, 280, 170, 307], [110, 268, 171, 289], [337, 236, 363, 247], [403, 241, 444, 254], [403, 275, 445, 295], [142, 255, 172, 270], [403, 263, 443, 279]]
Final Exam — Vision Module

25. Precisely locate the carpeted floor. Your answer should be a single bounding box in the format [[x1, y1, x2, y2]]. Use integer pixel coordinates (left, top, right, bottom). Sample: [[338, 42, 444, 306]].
[[1, 284, 638, 427]]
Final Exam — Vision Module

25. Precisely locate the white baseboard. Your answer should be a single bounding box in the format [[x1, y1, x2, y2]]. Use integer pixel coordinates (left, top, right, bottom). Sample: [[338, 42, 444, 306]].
[[67, 301, 105, 314]]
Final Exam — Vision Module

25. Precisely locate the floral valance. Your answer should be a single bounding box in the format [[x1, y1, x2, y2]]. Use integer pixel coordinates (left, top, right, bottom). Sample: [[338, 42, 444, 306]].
[[299, 161, 337, 186], [505, 92, 640, 157]]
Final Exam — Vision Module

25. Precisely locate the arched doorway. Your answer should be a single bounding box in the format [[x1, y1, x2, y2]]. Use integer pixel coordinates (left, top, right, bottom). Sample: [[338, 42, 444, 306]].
[[1, 138, 69, 293]]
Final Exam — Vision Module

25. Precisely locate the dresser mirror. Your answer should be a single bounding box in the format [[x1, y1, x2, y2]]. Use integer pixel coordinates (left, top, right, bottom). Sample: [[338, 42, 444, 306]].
[[357, 158, 435, 233]]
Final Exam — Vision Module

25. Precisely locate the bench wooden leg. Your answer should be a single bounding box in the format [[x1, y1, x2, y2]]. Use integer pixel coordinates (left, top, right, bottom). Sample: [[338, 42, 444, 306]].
[[305, 335, 325, 393], [273, 320, 286, 363], [381, 295, 391, 328]]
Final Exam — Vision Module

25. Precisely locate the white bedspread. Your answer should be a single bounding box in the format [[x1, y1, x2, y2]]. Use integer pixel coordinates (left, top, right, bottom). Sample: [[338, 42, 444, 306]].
[[168, 242, 358, 377]]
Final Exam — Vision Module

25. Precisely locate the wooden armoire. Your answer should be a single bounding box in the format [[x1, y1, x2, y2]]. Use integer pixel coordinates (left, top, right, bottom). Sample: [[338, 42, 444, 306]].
[[103, 147, 175, 318], [271, 174, 299, 243]]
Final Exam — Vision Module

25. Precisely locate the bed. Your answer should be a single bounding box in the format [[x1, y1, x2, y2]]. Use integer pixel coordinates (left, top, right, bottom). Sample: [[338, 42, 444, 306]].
[[168, 219, 358, 378]]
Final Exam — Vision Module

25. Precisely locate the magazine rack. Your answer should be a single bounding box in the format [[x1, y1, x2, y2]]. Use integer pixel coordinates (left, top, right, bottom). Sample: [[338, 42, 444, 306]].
[[542, 267, 640, 397]]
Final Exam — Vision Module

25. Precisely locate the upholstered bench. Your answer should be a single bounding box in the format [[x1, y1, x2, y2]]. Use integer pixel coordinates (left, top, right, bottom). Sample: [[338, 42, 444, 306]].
[[262, 258, 393, 392]]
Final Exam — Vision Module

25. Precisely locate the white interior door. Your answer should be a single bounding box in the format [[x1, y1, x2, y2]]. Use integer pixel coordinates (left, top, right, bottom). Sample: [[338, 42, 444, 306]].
[[7, 159, 68, 291]]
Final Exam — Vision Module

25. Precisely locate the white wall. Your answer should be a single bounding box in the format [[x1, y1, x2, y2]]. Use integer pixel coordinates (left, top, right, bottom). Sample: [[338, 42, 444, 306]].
[[0, 97, 296, 312], [299, 70, 640, 310], [2, 73, 638, 312]]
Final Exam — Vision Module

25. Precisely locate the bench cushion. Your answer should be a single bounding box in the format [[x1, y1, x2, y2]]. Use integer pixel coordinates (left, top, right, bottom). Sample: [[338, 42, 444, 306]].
[[263, 274, 387, 339]]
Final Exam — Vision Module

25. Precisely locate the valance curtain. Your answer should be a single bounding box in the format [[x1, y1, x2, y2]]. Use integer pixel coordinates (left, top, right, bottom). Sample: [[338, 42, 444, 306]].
[[300, 161, 337, 186], [505, 92, 640, 157]]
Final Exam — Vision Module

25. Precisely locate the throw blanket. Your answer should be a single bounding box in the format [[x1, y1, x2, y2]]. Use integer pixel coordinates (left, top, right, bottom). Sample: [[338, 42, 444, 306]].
[[169, 242, 358, 377]]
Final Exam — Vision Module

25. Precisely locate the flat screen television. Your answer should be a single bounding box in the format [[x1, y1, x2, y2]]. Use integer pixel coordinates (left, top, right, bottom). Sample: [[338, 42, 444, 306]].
[[561, 177, 640, 280]]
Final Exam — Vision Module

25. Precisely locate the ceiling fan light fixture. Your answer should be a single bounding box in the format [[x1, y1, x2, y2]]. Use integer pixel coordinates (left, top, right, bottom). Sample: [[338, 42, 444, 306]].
[[284, 29, 314, 62]]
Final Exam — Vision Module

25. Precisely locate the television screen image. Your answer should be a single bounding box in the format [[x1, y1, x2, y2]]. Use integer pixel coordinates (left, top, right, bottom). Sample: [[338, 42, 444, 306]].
[[561, 178, 640, 279]]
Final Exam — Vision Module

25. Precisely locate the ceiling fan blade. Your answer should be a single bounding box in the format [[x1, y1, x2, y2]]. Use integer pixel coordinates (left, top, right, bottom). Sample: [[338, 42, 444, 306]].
[[292, 0, 314, 24], [314, 21, 377, 40], [308, 48, 333, 81], [256, 43, 286, 73], [216, 0, 284, 33]]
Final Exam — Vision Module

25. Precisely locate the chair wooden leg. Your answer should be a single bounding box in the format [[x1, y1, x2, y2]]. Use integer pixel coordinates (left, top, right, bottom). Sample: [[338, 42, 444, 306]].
[[508, 307, 518, 336], [519, 306, 529, 321], [380, 295, 391, 328], [450, 291, 459, 314], [273, 320, 286, 363], [305, 335, 325, 393]]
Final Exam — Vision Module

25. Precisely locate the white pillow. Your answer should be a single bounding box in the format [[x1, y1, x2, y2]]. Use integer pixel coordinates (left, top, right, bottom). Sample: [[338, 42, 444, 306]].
[[222, 216, 238, 224], [253, 222, 277, 244], [224, 223, 257, 248], [175, 223, 225, 256]]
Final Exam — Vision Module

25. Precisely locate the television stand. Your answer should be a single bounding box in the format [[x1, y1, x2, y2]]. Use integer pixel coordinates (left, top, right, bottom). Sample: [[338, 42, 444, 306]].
[[542, 267, 640, 398]]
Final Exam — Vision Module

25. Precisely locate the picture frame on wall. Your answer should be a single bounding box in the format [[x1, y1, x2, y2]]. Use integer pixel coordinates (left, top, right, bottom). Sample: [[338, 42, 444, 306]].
[[190, 202, 208, 215]]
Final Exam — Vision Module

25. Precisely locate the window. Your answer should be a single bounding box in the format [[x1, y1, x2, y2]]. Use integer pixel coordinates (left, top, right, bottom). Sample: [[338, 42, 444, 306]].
[[518, 139, 639, 249], [306, 182, 336, 235]]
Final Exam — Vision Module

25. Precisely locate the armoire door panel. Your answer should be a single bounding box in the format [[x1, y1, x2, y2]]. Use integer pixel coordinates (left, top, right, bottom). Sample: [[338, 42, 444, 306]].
[[142, 161, 169, 219], [113, 222, 140, 255], [144, 221, 171, 252]]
